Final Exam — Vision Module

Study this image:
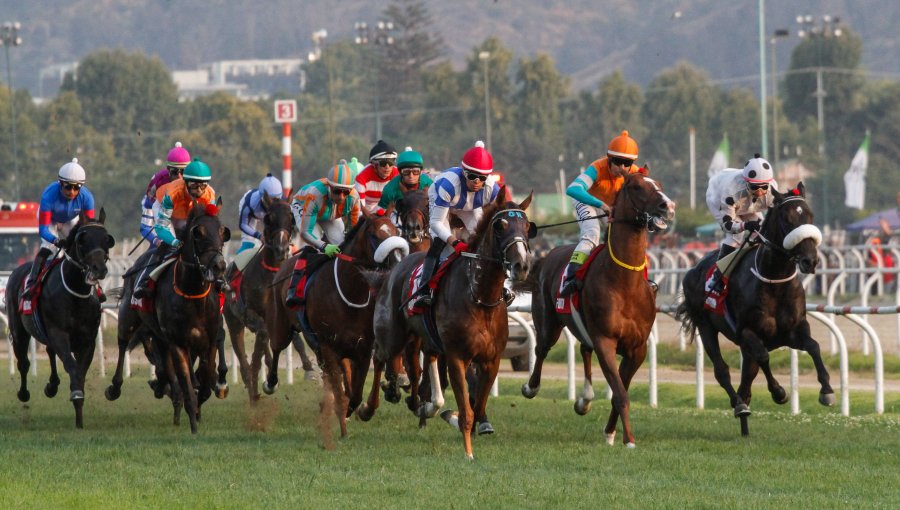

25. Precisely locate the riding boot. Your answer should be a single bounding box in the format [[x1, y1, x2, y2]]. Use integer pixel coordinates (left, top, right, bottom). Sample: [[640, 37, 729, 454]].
[[133, 246, 168, 299], [284, 257, 308, 308], [22, 248, 53, 300], [412, 238, 445, 308], [708, 244, 737, 293], [559, 250, 588, 297]]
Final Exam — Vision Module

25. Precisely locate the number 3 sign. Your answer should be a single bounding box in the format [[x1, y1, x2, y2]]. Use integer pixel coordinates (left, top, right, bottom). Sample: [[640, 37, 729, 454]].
[[274, 100, 297, 123]]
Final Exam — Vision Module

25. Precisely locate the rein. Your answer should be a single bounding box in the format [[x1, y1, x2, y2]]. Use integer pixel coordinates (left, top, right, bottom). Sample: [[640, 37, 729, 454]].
[[465, 208, 530, 307], [172, 259, 212, 299], [606, 222, 647, 272]]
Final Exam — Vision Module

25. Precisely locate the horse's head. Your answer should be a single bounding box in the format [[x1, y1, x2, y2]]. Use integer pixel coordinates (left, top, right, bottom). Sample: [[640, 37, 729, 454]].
[[183, 201, 231, 282], [764, 182, 822, 274], [473, 187, 536, 282], [261, 193, 294, 263], [344, 209, 409, 268], [67, 208, 115, 285], [615, 172, 676, 232], [396, 189, 429, 247]]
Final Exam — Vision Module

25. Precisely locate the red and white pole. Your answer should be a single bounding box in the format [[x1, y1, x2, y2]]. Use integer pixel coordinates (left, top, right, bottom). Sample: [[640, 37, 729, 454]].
[[281, 122, 292, 196]]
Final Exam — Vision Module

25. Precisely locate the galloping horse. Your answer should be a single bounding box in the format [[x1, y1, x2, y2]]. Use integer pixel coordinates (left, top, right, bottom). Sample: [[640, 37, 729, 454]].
[[522, 173, 675, 447], [6, 210, 114, 428], [265, 209, 408, 437], [392, 189, 430, 253], [106, 203, 229, 433], [364, 189, 534, 459], [676, 182, 834, 434], [223, 194, 313, 401]]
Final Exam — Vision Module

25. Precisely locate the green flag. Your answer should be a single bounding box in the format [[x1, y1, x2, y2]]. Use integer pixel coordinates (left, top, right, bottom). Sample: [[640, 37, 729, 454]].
[[843, 132, 870, 210], [706, 134, 730, 177]]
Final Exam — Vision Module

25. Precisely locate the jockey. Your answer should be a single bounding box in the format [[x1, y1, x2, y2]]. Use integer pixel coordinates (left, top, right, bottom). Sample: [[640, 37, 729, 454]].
[[22, 158, 96, 300], [559, 130, 644, 296], [354, 139, 398, 214], [412, 140, 502, 308], [285, 160, 362, 307], [705, 154, 777, 292], [237, 173, 284, 253], [377, 147, 434, 216], [133, 158, 217, 299], [140, 142, 190, 248]]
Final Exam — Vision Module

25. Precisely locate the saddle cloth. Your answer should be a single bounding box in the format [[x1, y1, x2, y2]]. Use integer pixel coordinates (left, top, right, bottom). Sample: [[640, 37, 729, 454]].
[[128, 257, 176, 313], [554, 245, 605, 314], [404, 254, 459, 317], [19, 259, 63, 316], [703, 265, 729, 315]]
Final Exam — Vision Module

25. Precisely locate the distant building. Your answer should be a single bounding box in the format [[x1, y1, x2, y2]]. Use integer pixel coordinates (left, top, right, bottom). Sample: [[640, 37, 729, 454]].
[[174, 58, 306, 100]]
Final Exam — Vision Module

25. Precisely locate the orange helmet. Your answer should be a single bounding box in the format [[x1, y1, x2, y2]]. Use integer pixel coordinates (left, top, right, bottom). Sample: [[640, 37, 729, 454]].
[[326, 160, 354, 189], [607, 130, 639, 160]]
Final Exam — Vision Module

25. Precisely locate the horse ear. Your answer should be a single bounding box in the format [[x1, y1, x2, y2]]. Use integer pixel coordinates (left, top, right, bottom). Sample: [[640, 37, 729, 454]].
[[216, 195, 223, 207], [107, 235, 116, 248], [528, 222, 538, 239], [797, 181, 806, 196], [494, 185, 508, 206], [262, 191, 272, 208], [360, 206, 373, 222], [519, 190, 534, 211], [384, 202, 396, 218], [222, 227, 231, 242], [98, 207, 106, 224]]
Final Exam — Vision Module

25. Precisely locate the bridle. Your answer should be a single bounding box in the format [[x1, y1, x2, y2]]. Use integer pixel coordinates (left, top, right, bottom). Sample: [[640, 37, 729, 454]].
[[182, 217, 225, 274], [611, 175, 671, 232], [62, 223, 110, 294], [464, 208, 531, 306]]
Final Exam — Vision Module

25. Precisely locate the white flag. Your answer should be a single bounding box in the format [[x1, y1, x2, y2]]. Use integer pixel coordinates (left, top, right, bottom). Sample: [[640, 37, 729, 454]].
[[707, 134, 730, 177], [843, 133, 870, 210]]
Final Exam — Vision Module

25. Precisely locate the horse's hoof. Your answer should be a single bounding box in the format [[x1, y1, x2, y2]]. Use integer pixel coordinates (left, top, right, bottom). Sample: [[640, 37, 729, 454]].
[[18, 389, 30, 402], [477, 421, 494, 435], [465, 453, 474, 461], [303, 370, 320, 382], [104, 385, 120, 401], [733, 403, 751, 417], [383, 384, 401, 404], [819, 391, 836, 407], [147, 379, 165, 399], [262, 380, 278, 395], [771, 386, 789, 405], [574, 398, 592, 416], [605, 431, 616, 446], [44, 384, 59, 399], [357, 404, 374, 422], [625, 442, 636, 449], [70, 390, 84, 401], [521, 383, 539, 399], [405, 395, 418, 412], [440, 409, 459, 430], [215, 384, 228, 399], [397, 373, 411, 391]]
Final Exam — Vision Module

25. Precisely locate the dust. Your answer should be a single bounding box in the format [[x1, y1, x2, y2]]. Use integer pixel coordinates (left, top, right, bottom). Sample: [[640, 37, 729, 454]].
[[244, 396, 279, 432], [317, 379, 336, 450]]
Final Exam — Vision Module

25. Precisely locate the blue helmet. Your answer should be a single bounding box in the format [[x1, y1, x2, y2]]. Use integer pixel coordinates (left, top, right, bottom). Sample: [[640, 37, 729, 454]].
[[258, 173, 283, 199]]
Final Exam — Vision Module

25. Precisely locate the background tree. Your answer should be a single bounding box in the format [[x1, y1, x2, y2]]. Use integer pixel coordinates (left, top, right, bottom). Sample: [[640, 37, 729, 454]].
[[382, 0, 445, 105]]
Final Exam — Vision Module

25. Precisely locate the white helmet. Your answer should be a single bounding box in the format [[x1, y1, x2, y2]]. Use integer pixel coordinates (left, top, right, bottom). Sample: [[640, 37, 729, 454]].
[[58, 158, 86, 184], [742, 153, 774, 183], [258, 173, 283, 199]]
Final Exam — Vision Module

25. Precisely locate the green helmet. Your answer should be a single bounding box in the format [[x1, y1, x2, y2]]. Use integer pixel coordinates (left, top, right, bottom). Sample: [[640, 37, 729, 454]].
[[183, 158, 211, 181], [397, 148, 424, 169]]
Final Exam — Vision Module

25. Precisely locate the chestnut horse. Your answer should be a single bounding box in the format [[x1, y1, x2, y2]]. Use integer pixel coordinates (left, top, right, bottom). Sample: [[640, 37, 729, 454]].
[[265, 209, 408, 437], [522, 173, 675, 447], [223, 195, 314, 402], [6, 210, 114, 428], [363, 189, 534, 459], [106, 203, 229, 433], [676, 182, 834, 435]]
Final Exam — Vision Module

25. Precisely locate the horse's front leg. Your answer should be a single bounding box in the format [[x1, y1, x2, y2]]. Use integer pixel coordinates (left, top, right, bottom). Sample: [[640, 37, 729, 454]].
[[417, 355, 445, 420], [45, 346, 61, 398], [292, 332, 319, 380], [740, 329, 787, 405], [471, 357, 500, 436], [697, 323, 745, 415], [346, 349, 373, 417], [522, 307, 564, 399], [71, 337, 97, 429], [172, 345, 199, 433], [162, 344, 184, 427], [12, 334, 32, 403], [594, 336, 635, 447], [357, 356, 383, 422], [604, 343, 647, 444], [225, 308, 255, 401], [574, 344, 595, 415], [319, 346, 349, 438], [445, 355, 475, 459], [48, 333, 85, 403], [215, 326, 228, 399], [793, 320, 835, 406]]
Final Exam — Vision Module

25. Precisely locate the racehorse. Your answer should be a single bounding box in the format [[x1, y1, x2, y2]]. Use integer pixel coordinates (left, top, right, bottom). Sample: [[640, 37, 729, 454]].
[[522, 172, 675, 447], [392, 189, 430, 253], [363, 188, 534, 459], [223, 194, 314, 402], [106, 202, 229, 433], [6, 210, 114, 428], [675, 182, 834, 435], [265, 209, 408, 437]]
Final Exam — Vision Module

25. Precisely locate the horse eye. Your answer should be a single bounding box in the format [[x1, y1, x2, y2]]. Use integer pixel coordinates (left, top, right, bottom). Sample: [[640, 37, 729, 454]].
[[495, 218, 509, 232]]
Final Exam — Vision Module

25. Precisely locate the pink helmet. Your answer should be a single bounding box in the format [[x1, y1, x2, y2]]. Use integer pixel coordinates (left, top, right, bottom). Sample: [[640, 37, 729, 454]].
[[460, 140, 493, 175], [166, 142, 191, 169]]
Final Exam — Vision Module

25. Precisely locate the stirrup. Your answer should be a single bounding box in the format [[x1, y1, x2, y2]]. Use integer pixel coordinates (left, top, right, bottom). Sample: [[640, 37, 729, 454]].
[[412, 290, 433, 308], [133, 285, 152, 300], [22, 282, 36, 300], [502, 287, 515, 306], [285, 290, 304, 308], [559, 277, 579, 297]]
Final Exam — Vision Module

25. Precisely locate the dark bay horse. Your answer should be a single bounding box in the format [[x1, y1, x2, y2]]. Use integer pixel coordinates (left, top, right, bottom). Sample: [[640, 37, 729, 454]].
[[393, 189, 430, 253], [675, 182, 834, 435], [265, 209, 408, 437], [223, 194, 312, 402], [6, 210, 114, 428], [106, 203, 229, 433], [522, 173, 675, 447], [364, 189, 534, 459]]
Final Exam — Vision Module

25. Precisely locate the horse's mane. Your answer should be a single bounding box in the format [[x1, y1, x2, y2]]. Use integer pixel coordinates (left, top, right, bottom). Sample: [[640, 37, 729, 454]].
[[338, 216, 367, 252]]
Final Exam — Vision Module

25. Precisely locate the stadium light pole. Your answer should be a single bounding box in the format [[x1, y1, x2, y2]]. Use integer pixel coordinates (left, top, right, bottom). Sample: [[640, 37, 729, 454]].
[[479, 51, 492, 153], [770, 28, 790, 174], [1, 22, 22, 199], [310, 29, 335, 163], [355, 20, 395, 141]]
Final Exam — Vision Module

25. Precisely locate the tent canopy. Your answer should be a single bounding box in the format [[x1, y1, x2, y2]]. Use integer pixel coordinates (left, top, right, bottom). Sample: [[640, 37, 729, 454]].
[[845, 208, 900, 233]]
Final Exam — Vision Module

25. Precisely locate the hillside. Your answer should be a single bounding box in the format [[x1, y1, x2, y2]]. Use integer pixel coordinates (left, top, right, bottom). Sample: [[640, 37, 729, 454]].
[[3, 0, 899, 98]]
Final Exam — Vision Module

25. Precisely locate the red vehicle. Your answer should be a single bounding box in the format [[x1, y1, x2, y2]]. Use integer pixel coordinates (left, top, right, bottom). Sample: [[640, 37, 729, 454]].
[[0, 200, 40, 308]]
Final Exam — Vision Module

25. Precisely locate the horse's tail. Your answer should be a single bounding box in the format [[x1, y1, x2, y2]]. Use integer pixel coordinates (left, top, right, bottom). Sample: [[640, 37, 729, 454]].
[[514, 256, 544, 293], [673, 292, 698, 344]]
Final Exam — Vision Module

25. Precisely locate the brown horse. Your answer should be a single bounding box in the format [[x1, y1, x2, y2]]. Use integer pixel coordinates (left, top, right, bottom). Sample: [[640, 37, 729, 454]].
[[106, 203, 229, 433], [265, 209, 408, 437], [522, 173, 675, 447], [6, 210, 114, 428], [392, 189, 430, 253], [363, 189, 534, 459], [676, 182, 833, 435], [223, 194, 314, 402]]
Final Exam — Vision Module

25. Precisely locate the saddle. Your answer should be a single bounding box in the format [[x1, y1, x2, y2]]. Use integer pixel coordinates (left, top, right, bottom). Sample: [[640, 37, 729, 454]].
[[19, 258, 63, 315], [285, 247, 331, 310], [703, 243, 754, 316], [404, 253, 461, 317], [555, 245, 605, 314], [129, 257, 177, 313]]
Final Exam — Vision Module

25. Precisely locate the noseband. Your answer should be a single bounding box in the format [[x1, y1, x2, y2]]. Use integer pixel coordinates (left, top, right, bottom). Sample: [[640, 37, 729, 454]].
[[61, 223, 109, 296], [754, 195, 822, 265], [184, 221, 224, 273], [614, 176, 671, 232]]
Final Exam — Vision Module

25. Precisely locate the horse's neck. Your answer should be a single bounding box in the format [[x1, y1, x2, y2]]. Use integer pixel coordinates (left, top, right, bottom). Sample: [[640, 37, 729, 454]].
[[176, 251, 208, 293], [468, 240, 505, 301], [755, 240, 796, 280], [604, 222, 647, 275], [60, 258, 92, 294], [259, 243, 279, 268]]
